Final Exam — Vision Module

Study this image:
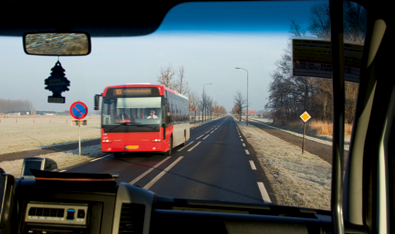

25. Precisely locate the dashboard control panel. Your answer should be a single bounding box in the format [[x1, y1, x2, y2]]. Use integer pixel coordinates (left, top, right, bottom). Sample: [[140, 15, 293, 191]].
[[24, 203, 88, 225]]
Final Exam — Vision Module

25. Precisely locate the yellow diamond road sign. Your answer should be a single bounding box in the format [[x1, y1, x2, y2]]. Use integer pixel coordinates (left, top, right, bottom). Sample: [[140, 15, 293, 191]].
[[300, 111, 311, 122]]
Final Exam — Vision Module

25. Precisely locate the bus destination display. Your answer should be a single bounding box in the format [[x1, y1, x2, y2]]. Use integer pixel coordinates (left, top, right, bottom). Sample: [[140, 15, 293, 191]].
[[107, 87, 160, 97]]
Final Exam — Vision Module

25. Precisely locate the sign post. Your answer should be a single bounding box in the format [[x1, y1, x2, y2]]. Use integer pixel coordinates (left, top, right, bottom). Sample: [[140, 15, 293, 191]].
[[300, 111, 312, 154], [70, 101, 88, 156]]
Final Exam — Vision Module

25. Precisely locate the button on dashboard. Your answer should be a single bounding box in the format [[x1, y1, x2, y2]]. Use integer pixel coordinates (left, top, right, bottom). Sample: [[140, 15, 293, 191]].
[[43, 208, 50, 216], [66, 209, 75, 220], [36, 208, 43, 216], [28, 208, 36, 216], [57, 209, 64, 218], [50, 209, 57, 217], [77, 209, 85, 219]]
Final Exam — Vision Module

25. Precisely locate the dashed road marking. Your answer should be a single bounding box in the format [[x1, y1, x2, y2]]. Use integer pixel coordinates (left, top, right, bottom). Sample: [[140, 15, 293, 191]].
[[241, 139, 244, 142], [203, 135, 210, 140], [245, 149, 250, 155], [90, 154, 112, 162], [177, 141, 194, 151], [211, 131, 214, 134], [129, 156, 171, 185], [242, 143, 246, 147], [257, 182, 271, 203], [196, 135, 204, 139], [143, 156, 184, 190], [249, 160, 256, 170], [188, 141, 201, 152]]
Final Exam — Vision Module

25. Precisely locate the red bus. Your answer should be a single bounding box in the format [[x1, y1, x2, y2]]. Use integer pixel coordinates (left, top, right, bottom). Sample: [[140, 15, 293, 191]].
[[94, 84, 190, 156]]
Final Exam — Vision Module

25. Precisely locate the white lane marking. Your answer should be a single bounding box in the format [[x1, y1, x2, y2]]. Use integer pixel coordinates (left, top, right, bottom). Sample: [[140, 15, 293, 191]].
[[249, 160, 257, 170], [90, 154, 112, 162], [59, 170, 66, 172], [245, 149, 250, 155], [241, 139, 244, 142], [239, 136, 242, 138], [202, 134, 210, 140], [242, 143, 246, 147], [177, 141, 194, 151], [143, 156, 184, 190], [211, 131, 214, 134], [187, 141, 202, 151], [129, 156, 171, 185], [196, 135, 204, 139], [206, 131, 210, 133], [257, 182, 272, 203]]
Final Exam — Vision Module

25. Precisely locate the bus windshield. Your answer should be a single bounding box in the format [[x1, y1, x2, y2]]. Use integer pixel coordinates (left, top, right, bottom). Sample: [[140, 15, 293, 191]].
[[102, 97, 162, 125]]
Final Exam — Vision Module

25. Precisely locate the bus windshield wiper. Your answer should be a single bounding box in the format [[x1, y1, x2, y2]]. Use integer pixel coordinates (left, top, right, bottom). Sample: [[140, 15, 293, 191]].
[[129, 124, 159, 130], [121, 122, 141, 125], [108, 122, 141, 131]]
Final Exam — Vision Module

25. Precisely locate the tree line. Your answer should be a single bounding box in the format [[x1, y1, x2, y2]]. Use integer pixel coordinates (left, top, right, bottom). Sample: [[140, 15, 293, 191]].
[[157, 63, 227, 122], [0, 99, 35, 113], [264, 1, 366, 125]]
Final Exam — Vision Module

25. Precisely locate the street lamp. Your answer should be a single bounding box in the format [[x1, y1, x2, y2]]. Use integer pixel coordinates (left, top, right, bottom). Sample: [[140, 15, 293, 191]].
[[203, 83, 212, 122], [235, 67, 248, 126]]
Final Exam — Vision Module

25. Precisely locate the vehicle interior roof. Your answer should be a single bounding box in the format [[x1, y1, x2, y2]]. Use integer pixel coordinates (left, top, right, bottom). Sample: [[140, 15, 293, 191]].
[[0, 0, 387, 37]]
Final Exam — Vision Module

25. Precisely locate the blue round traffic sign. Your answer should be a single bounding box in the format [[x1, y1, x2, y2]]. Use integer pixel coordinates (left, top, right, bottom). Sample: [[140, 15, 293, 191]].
[[70, 101, 88, 119]]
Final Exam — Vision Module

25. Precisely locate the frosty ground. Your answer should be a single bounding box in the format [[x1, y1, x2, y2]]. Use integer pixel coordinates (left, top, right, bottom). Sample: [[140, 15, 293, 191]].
[[236, 119, 332, 210]]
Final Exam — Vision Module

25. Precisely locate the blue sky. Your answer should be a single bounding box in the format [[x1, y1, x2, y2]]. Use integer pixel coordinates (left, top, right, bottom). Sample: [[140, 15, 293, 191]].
[[0, 1, 325, 113]]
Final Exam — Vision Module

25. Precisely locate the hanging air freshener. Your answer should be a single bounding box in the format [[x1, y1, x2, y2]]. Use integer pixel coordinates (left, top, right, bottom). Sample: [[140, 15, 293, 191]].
[[44, 61, 70, 103]]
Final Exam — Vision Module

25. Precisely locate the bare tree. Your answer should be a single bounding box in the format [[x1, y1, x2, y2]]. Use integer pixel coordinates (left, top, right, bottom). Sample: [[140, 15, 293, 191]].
[[206, 98, 213, 120], [234, 91, 246, 122], [308, 3, 331, 39], [290, 20, 307, 37], [176, 65, 190, 96], [188, 90, 200, 124], [157, 63, 177, 90]]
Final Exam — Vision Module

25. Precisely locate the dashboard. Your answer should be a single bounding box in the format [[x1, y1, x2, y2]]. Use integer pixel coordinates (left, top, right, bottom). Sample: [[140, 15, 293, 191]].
[[0, 168, 335, 234]]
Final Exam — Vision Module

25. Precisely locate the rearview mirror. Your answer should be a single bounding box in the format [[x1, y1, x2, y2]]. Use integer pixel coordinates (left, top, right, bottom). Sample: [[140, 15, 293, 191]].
[[20, 157, 59, 178], [94, 94, 101, 110], [23, 32, 91, 56]]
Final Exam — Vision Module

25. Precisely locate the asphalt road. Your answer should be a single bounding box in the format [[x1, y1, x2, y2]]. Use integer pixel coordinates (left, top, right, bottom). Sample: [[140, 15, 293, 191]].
[[65, 116, 276, 205]]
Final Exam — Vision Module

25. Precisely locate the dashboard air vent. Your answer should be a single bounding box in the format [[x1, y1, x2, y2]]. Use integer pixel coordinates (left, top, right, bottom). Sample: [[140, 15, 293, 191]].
[[118, 203, 145, 234]]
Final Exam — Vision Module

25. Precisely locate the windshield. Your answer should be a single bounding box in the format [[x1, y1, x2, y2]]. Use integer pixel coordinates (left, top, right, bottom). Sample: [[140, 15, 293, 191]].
[[102, 97, 162, 125], [0, 0, 367, 212]]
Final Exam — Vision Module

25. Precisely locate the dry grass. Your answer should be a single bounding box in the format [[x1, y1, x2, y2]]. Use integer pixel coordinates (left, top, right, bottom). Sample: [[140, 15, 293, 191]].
[[0, 145, 106, 178], [0, 116, 101, 154], [272, 119, 352, 136], [237, 120, 331, 211]]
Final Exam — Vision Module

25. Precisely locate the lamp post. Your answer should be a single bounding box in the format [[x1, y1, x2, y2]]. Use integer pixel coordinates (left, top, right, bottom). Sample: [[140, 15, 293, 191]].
[[203, 83, 212, 122], [235, 67, 248, 126]]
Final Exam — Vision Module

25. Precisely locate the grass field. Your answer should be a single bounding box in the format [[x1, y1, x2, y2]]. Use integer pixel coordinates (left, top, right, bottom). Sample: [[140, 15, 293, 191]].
[[0, 116, 101, 154]]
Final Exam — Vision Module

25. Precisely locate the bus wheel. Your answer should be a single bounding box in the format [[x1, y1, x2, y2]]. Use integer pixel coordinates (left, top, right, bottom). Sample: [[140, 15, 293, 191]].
[[114, 152, 122, 157], [181, 134, 186, 146], [165, 137, 172, 156]]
